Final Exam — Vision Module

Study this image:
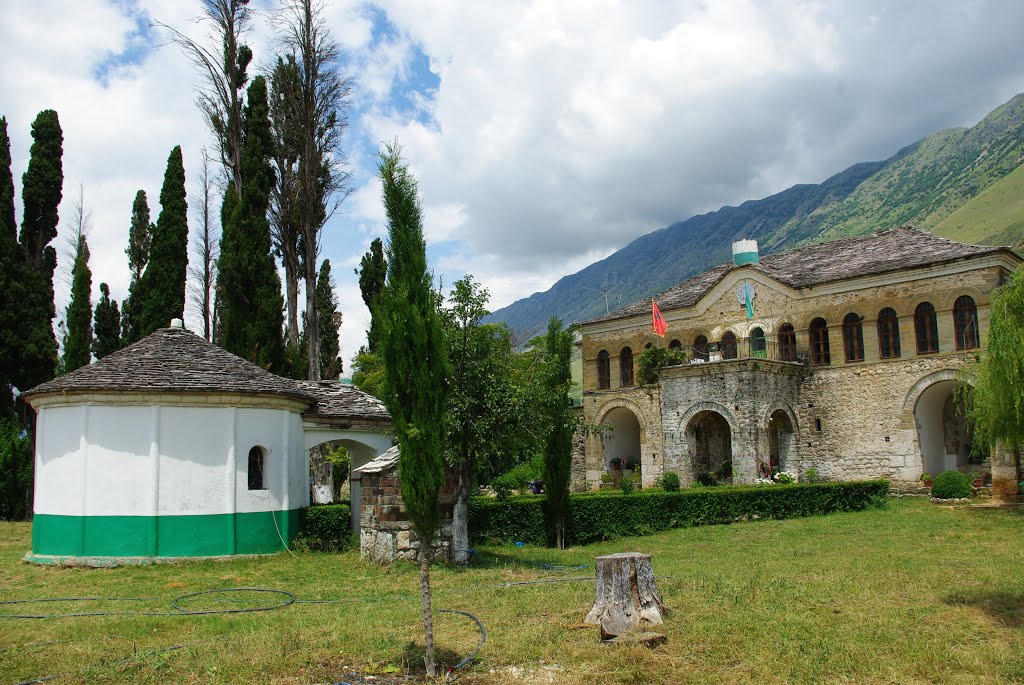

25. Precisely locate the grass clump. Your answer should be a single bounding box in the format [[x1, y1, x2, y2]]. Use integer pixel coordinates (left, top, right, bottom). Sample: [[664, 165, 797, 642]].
[[932, 470, 972, 499]]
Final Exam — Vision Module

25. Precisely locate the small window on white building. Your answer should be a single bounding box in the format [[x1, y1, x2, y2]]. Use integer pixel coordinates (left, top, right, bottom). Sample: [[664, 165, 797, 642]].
[[248, 446, 266, 490]]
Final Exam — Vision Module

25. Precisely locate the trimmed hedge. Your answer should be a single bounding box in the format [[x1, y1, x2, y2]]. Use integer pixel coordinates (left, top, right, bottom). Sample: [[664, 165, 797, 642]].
[[469, 480, 890, 546], [297, 502, 352, 551], [931, 470, 972, 499]]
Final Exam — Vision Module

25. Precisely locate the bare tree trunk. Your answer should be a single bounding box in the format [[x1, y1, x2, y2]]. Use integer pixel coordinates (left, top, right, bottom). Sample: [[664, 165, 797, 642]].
[[189, 152, 218, 340], [419, 544, 436, 677], [282, 246, 300, 347], [452, 466, 471, 567]]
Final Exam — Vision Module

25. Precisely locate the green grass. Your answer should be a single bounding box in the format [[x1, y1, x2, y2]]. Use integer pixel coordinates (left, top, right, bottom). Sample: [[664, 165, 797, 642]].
[[932, 163, 1024, 247], [2, 498, 1024, 684]]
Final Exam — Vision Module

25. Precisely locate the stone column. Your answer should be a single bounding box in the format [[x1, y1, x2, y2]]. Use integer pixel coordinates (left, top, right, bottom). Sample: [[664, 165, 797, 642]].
[[990, 442, 1020, 501]]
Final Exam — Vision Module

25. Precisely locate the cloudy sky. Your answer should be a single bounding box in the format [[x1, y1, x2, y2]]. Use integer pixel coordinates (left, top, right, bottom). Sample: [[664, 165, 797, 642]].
[[2, 0, 1023, 368]]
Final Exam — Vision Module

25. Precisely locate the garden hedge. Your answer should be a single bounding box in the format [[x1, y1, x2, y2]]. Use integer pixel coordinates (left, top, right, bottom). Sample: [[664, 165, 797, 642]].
[[297, 502, 352, 551], [469, 480, 890, 546]]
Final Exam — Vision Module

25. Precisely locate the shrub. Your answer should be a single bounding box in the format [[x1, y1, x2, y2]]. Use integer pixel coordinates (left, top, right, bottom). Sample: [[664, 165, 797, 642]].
[[803, 468, 819, 483], [493, 459, 542, 498], [470, 480, 890, 546], [620, 475, 635, 495], [931, 470, 972, 499], [0, 420, 33, 521], [660, 472, 681, 492], [296, 502, 352, 551]]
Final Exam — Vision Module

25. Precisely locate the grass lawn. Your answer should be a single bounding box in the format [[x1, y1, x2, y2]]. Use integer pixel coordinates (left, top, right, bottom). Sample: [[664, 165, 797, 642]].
[[2, 497, 1024, 684]]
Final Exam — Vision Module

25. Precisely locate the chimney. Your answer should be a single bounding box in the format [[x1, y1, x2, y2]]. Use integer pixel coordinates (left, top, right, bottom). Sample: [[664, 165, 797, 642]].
[[732, 239, 759, 266]]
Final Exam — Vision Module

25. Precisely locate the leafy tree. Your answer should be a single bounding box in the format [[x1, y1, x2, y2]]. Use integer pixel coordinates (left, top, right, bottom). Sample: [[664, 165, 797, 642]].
[[138, 146, 189, 335], [357, 237, 386, 351], [0, 117, 19, 415], [273, 0, 353, 379], [965, 268, 1024, 451], [15, 109, 62, 393], [120, 190, 153, 344], [542, 317, 574, 549], [0, 419, 33, 520], [217, 76, 284, 371], [351, 350, 385, 398], [63, 218, 92, 373], [316, 259, 342, 379], [188, 152, 218, 341], [92, 283, 121, 359], [377, 143, 449, 677]]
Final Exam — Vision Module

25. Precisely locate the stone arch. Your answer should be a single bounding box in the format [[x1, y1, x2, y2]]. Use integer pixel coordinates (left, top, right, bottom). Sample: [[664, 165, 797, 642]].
[[762, 401, 799, 474], [677, 401, 739, 435], [903, 370, 976, 479], [761, 400, 800, 436], [681, 404, 735, 485], [941, 287, 986, 310], [594, 397, 649, 433], [902, 369, 966, 414], [594, 398, 657, 486]]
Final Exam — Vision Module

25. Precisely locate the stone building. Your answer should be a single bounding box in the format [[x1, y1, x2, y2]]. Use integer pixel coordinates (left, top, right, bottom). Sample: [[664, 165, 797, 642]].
[[577, 227, 1022, 496]]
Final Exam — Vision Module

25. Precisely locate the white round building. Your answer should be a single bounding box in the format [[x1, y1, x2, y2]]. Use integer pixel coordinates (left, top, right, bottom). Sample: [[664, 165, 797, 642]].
[[21, 324, 391, 564]]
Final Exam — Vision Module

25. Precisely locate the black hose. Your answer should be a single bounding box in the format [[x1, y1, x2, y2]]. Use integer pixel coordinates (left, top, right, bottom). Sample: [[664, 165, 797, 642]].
[[437, 609, 486, 672], [0, 588, 295, 619]]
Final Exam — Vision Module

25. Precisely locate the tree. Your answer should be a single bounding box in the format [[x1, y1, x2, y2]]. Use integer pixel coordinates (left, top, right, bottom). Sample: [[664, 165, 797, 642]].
[[189, 151, 219, 340], [138, 146, 189, 335], [377, 144, 449, 677], [92, 283, 121, 359], [15, 109, 62, 393], [965, 268, 1024, 451], [273, 0, 353, 380], [216, 76, 285, 371], [62, 186, 93, 373], [121, 190, 153, 344], [357, 237, 386, 352], [0, 418, 33, 520], [315, 259, 342, 379], [159, 0, 252, 194], [542, 317, 574, 550], [0, 117, 19, 415]]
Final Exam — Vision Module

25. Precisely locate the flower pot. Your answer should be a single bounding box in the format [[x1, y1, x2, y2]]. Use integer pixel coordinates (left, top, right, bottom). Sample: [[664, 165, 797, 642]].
[[922, 479, 933, 488]]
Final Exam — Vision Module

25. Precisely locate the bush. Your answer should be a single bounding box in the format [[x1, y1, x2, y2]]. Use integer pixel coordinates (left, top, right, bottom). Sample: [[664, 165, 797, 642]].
[[0, 420, 33, 521], [660, 472, 681, 492], [470, 480, 890, 546], [296, 502, 352, 551], [620, 475, 635, 495], [492, 458, 543, 498], [803, 468, 820, 483], [931, 470, 972, 499]]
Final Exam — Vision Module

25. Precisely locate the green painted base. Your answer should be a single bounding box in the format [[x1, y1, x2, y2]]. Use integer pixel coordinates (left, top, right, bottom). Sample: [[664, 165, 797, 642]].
[[31, 509, 301, 558]]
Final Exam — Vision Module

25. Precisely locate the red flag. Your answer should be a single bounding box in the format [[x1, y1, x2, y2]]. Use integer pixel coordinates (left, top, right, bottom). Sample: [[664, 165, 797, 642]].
[[651, 299, 667, 337]]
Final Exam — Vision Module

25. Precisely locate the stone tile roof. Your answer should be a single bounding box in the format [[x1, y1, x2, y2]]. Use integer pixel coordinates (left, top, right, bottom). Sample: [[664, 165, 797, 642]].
[[23, 326, 314, 404], [353, 445, 400, 475], [587, 227, 1014, 324], [296, 380, 391, 422]]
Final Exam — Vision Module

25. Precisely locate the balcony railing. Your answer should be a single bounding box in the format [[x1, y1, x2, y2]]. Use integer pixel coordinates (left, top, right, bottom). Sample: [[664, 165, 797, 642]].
[[686, 337, 804, 364]]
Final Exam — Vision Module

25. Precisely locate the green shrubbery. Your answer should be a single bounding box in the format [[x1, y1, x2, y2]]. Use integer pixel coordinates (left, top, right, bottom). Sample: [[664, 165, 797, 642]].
[[470, 480, 890, 546], [296, 502, 352, 551], [492, 457, 543, 498], [931, 470, 972, 499], [660, 472, 681, 492], [0, 420, 33, 521]]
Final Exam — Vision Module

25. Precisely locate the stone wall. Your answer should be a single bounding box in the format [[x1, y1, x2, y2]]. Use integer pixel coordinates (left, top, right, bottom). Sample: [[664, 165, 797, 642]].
[[582, 385, 664, 488], [359, 467, 456, 564]]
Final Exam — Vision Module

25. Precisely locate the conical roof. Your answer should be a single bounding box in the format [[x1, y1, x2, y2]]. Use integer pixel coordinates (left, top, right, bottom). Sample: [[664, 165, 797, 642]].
[[23, 327, 314, 405]]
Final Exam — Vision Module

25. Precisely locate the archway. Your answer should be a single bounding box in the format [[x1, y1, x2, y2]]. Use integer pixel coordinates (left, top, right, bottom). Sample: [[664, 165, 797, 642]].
[[913, 380, 974, 478], [686, 410, 733, 484], [601, 407, 642, 473], [767, 409, 795, 472]]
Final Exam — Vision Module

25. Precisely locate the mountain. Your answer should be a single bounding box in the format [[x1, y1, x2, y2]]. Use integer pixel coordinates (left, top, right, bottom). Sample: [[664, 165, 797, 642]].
[[489, 93, 1024, 339]]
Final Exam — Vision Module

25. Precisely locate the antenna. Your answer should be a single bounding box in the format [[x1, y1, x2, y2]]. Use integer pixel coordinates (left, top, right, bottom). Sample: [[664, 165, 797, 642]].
[[578, 284, 612, 314]]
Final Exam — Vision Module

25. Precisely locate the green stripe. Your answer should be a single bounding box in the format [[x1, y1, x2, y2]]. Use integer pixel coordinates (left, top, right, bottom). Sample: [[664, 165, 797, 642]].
[[733, 251, 759, 265], [31, 510, 301, 558]]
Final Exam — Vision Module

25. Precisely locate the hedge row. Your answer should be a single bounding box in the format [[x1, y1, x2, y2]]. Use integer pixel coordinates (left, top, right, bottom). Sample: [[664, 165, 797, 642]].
[[297, 502, 352, 551], [469, 480, 890, 546]]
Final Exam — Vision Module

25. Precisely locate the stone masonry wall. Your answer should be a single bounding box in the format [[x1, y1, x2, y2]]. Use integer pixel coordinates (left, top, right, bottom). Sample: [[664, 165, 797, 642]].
[[360, 468, 456, 564]]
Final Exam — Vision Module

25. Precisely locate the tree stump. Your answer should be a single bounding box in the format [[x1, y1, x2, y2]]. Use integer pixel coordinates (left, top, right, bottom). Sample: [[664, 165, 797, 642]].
[[584, 552, 667, 640]]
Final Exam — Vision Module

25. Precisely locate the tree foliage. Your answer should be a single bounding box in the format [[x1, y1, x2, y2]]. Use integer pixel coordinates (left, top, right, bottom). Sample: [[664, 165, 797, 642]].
[[63, 233, 92, 373], [0, 117, 19, 415], [15, 110, 62, 392], [126, 190, 153, 282], [376, 143, 448, 677], [217, 76, 285, 371], [964, 267, 1024, 451], [541, 317, 574, 549], [137, 146, 189, 335], [92, 283, 121, 360], [315, 259, 342, 379], [0, 419, 33, 520], [357, 237, 387, 352]]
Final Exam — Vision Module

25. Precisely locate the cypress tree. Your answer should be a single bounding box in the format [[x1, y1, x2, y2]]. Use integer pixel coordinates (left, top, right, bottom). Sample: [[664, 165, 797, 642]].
[[92, 283, 121, 360], [217, 76, 284, 370], [138, 147, 189, 334], [0, 117, 19, 414], [120, 190, 154, 344], [357, 237, 387, 352], [316, 259, 342, 380], [542, 317, 574, 550], [377, 143, 449, 677], [15, 110, 62, 392], [63, 235, 93, 372]]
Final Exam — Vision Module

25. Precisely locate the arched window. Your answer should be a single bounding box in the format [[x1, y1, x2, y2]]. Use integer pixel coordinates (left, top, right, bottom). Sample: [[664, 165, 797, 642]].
[[694, 335, 709, 362], [809, 318, 830, 366], [954, 295, 979, 350], [619, 347, 634, 387], [596, 350, 610, 389], [777, 323, 797, 362], [842, 313, 864, 362], [668, 339, 682, 350], [877, 308, 901, 359], [721, 332, 738, 360], [644, 342, 652, 350], [750, 327, 766, 357], [248, 446, 266, 490], [914, 302, 939, 354]]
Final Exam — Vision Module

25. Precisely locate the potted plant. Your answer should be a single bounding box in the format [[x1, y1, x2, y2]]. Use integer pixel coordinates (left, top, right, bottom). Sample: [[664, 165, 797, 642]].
[[920, 472, 933, 488], [970, 470, 984, 488], [609, 457, 623, 471], [625, 458, 639, 473]]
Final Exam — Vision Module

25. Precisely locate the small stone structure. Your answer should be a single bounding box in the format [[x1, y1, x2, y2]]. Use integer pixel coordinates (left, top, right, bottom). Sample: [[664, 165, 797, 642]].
[[355, 446, 456, 564]]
